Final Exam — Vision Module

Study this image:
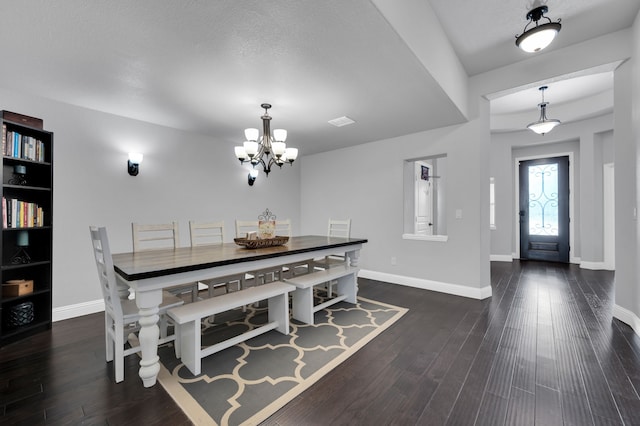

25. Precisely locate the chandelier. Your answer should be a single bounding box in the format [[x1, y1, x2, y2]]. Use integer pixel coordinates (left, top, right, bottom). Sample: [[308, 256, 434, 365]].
[[527, 86, 561, 135], [234, 103, 299, 179], [515, 6, 562, 53]]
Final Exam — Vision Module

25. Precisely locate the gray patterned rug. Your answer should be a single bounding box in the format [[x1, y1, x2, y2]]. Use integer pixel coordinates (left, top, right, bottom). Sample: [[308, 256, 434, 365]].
[[155, 295, 407, 426]]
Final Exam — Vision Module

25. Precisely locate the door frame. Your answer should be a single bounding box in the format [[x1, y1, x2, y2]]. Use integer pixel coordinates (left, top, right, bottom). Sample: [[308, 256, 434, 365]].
[[514, 152, 575, 262]]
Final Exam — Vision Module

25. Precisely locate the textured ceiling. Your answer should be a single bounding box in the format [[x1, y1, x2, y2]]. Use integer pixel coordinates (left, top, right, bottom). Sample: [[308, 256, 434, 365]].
[[0, 0, 637, 154]]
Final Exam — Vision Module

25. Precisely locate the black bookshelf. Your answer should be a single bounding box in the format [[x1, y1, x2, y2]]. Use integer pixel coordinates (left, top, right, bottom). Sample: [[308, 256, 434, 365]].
[[0, 111, 53, 345]]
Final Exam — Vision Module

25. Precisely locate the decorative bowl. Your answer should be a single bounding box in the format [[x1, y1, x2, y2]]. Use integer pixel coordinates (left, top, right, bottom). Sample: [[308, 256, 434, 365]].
[[234, 236, 289, 249]]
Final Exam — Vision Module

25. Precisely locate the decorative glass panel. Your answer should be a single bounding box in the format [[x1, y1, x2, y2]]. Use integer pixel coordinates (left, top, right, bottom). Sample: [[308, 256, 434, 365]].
[[528, 163, 559, 236]]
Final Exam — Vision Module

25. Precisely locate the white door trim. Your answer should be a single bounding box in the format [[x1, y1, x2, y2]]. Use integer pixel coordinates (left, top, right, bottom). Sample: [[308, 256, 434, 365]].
[[514, 152, 575, 262]]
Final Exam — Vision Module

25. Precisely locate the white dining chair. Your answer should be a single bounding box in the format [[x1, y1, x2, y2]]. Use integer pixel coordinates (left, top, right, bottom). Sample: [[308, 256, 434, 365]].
[[312, 218, 352, 296], [274, 219, 310, 278], [189, 220, 243, 297], [90, 226, 183, 383], [235, 219, 283, 284], [235, 219, 259, 238], [132, 222, 200, 302]]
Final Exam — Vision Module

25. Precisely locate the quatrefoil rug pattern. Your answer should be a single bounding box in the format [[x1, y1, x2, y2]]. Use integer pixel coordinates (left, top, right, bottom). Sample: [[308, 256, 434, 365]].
[[156, 296, 407, 426]]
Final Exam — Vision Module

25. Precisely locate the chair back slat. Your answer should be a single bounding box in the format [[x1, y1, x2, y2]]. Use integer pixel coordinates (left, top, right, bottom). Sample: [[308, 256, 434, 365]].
[[328, 219, 351, 238], [275, 219, 292, 238], [235, 220, 259, 238], [190, 220, 225, 246], [89, 226, 123, 318], [132, 222, 180, 252]]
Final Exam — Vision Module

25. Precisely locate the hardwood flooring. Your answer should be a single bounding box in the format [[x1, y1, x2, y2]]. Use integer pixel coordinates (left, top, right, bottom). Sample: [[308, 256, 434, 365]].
[[1, 261, 639, 425]]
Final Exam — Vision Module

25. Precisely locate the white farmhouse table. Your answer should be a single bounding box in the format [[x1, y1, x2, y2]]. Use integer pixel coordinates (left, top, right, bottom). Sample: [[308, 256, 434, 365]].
[[111, 235, 367, 387]]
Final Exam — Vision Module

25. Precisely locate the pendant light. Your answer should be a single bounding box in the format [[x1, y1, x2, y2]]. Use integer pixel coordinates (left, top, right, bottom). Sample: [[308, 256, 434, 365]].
[[515, 6, 562, 53], [527, 86, 561, 135]]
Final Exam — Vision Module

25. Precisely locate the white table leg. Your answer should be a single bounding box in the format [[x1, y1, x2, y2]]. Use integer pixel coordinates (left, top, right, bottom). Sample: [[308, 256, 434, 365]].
[[135, 289, 162, 387], [347, 249, 360, 297]]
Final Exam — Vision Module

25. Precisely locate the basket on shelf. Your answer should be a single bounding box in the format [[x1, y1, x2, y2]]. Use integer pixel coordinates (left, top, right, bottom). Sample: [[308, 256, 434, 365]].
[[9, 301, 34, 328]]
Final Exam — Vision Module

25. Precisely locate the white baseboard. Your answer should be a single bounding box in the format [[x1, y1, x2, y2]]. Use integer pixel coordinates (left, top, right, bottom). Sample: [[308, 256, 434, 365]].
[[53, 299, 104, 322], [570, 256, 581, 264], [490, 254, 513, 262], [613, 304, 640, 338], [580, 261, 613, 271], [359, 270, 492, 300]]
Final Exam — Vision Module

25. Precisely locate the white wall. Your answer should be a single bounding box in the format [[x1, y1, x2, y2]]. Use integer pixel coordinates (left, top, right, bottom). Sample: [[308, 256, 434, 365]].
[[613, 9, 640, 331], [0, 87, 301, 311], [300, 97, 492, 298]]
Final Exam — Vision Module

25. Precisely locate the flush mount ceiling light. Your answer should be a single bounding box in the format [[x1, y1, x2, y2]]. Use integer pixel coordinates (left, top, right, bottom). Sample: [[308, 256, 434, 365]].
[[234, 103, 298, 182], [527, 86, 561, 135], [515, 6, 561, 53]]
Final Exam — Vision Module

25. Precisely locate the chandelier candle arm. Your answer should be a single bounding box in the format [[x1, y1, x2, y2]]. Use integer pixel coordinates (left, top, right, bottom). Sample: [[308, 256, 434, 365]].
[[234, 103, 299, 181]]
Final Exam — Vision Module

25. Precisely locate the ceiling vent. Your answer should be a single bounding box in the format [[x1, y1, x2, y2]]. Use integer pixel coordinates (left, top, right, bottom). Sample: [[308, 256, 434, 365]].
[[328, 116, 355, 127]]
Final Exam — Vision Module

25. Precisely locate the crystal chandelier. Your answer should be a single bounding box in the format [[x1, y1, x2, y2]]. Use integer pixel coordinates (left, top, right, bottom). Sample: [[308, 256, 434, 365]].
[[234, 103, 299, 178], [527, 86, 561, 135]]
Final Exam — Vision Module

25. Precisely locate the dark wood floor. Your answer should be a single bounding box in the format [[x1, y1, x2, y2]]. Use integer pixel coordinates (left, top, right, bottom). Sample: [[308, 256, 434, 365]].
[[1, 261, 639, 425]]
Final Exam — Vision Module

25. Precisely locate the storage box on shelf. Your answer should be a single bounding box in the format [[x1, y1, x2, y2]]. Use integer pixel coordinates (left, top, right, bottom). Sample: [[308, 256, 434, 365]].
[[0, 111, 53, 345]]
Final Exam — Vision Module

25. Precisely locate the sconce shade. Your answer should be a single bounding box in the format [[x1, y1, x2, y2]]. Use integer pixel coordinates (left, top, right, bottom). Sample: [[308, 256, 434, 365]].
[[127, 152, 143, 176], [248, 169, 259, 186]]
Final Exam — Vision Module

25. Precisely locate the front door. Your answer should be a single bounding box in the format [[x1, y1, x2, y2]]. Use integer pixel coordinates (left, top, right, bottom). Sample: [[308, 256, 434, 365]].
[[519, 156, 570, 262]]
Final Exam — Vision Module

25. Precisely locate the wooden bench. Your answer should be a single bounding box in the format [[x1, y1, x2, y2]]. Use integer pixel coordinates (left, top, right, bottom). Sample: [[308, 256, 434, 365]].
[[284, 264, 359, 325], [167, 281, 295, 376]]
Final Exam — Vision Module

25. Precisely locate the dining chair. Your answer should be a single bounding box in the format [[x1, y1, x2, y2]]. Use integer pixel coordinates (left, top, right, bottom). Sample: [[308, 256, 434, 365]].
[[90, 226, 183, 383], [235, 219, 281, 285], [274, 219, 310, 279], [235, 219, 259, 238], [132, 222, 200, 302], [312, 218, 352, 296], [275, 219, 292, 237], [189, 220, 243, 297]]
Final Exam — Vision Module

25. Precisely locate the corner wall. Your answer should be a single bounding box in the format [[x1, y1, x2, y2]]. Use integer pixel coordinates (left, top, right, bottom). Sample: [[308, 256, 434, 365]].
[[300, 98, 491, 299], [613, 9, 640, 335]]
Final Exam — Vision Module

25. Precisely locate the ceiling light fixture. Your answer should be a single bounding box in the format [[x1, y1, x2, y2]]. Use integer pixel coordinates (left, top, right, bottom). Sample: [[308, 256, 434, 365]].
[[234, 103, 298, 180], [527, 86, 561, 135], [515, 6, 561, 53]]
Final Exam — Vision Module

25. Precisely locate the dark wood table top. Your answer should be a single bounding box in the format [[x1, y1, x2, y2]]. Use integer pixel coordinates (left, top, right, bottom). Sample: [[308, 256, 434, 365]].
[[112, 235, 368, 281]]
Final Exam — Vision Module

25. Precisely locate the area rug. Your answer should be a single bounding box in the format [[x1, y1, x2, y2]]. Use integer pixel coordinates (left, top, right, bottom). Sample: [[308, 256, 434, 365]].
[[155, 295, 407, 426]]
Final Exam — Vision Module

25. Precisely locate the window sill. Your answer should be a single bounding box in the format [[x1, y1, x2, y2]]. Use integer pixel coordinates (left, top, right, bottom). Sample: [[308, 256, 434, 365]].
[[402, 234, 448, 242]]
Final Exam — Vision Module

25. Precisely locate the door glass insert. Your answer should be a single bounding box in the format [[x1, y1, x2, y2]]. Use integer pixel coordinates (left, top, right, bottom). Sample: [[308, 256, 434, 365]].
[[528, 163, 559, 236]]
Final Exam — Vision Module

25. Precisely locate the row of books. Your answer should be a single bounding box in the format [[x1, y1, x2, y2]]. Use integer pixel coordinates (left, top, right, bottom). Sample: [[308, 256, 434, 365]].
[[2, 124, 46, 162], [2, 197, 45, 229]]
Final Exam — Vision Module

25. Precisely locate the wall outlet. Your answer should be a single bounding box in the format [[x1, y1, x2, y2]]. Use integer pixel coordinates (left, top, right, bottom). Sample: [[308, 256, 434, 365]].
[[455, 209, 463, 219], [391, 256, 397, 265]]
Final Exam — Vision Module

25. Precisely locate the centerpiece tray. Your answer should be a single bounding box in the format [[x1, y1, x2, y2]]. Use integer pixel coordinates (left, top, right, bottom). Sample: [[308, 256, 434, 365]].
[[234, 236, 289, 249]]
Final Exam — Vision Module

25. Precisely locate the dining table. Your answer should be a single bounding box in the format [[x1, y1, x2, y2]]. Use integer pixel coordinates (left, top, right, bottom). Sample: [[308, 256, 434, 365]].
[[111, 235, 368, 387]]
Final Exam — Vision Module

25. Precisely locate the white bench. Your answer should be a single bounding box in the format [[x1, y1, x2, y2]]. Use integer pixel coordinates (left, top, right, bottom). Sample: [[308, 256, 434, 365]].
[[284, 264, 359, 325], [167, 281, 295, 376]]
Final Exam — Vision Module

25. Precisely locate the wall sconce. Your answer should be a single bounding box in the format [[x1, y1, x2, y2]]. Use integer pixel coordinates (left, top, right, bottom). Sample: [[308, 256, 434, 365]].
[[128, 152, 143, 176], [248, 169, 259, 186]]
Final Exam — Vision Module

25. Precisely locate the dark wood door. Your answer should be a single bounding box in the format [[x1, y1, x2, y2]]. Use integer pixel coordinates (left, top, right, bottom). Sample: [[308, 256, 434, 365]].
[[519, 156, 570, 262]]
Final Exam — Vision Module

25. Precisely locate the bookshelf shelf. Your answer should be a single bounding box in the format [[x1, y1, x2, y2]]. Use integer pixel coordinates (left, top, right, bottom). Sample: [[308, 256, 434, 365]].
[[1, 111, 53, 345]]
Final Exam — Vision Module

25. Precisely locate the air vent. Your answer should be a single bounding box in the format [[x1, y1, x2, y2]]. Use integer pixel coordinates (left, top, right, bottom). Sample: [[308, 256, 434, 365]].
[[328, 116, 355, 127]]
